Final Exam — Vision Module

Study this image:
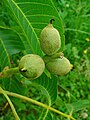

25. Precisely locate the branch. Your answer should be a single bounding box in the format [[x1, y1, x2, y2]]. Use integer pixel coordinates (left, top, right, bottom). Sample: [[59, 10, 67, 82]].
[[0, 87, 20, 120], [43, 52, 64, 63], [1, 89, 76, 120]]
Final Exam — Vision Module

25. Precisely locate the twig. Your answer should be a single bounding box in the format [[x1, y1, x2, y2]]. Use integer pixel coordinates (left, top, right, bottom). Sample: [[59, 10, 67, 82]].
[[0, 87, 20, 120], [4, 89, 76, 120]]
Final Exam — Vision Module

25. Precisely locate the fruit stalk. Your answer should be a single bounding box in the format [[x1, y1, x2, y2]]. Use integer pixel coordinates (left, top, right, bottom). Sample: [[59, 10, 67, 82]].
[[0, 67, 19, 78], [43, 52, 64, 63]]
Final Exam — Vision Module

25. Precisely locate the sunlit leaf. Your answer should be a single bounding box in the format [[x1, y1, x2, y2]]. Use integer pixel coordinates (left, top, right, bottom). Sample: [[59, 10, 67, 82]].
[[4, 0, 65, 55]]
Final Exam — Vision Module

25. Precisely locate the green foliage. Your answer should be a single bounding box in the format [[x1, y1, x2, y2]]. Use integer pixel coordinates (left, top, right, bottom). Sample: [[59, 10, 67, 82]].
[[0, 38, 11, 70], [0, 0, 63, 119], [0, 0, 90, 119], [0, 28, 25, 55]]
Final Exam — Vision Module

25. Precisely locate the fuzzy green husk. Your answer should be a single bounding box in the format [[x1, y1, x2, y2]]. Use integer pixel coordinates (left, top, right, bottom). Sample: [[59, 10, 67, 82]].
[[40, 23, 61, 55], [46, 57, 71, 76], [19, 54, 45, 80]]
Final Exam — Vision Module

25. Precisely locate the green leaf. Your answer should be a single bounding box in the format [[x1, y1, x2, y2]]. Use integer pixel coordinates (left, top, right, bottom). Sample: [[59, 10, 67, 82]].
[[66, 100, 90, 113], [0, 28, 25, 56], [9, 75, 27, 95], [0, 38, 11, 70], [4, 0, 42, 55], [4, 0, 65, 54], [33, 74, 58, 105], [23, 73, 57, 105]]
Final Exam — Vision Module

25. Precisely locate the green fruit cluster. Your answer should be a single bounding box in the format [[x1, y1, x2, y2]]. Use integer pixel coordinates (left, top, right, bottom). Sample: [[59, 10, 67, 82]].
[[40, 19, 71, 76], [19, 19, 71, 80]]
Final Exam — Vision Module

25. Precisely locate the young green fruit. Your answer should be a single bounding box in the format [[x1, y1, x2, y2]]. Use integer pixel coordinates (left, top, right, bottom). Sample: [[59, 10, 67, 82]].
[[40, 19, 61, 55], [19, 54, 45, 80], [45, 57, 71, 76]]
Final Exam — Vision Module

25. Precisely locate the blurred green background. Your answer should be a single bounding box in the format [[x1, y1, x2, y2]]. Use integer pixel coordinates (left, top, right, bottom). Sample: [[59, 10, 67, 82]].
[[56, 0, 90, 100], [55, 0, 90, 119]]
